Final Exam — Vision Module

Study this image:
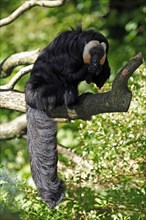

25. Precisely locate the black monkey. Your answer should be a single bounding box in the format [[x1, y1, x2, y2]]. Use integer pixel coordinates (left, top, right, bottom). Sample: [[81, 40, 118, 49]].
[[25, 27, 110, 208]]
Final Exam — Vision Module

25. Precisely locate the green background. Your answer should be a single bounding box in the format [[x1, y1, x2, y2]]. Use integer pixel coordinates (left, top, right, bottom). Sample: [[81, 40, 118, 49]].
[[0, 0, 146, 219]]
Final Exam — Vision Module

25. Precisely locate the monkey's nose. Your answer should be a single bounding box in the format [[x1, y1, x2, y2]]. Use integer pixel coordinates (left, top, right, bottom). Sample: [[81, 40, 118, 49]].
[[92, 62, 98, 67]]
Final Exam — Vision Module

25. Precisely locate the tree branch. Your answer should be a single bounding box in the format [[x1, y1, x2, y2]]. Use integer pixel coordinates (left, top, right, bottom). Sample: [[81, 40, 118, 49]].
[[0, 114, 27, 140], [0, 90, 25, 112], [57, 145, 93, 170], [0, 65, 33, 90], [0, 113, 92, 170], [0, 50, 40, 78], [0, 53, 143, 120], [0, 114, 68, 140], [0, 0, 65, 27]]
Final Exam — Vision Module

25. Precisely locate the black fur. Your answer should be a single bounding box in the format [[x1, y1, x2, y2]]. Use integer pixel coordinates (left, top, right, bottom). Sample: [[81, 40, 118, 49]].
[[25, 27, 110, 208]]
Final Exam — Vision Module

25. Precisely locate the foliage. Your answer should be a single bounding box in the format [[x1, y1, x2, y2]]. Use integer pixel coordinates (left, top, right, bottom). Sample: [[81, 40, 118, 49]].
[[1, 68, 145, 220], [0, 0, 146, 219]]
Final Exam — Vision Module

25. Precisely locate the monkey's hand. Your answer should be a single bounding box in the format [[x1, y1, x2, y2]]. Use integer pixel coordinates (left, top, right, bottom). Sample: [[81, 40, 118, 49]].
[[87, 62, 102, 83], [86, 64, 96, 83]]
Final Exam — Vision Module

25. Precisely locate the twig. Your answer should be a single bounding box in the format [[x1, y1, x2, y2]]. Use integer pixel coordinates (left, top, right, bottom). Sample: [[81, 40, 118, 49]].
[[0, 0, 65, 27], [0, 65, 33, 90], [57, 145, 93, 170]]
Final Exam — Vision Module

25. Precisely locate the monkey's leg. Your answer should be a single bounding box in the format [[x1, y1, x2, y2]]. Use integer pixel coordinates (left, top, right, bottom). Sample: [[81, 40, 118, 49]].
[[64, 84, 78, 107]]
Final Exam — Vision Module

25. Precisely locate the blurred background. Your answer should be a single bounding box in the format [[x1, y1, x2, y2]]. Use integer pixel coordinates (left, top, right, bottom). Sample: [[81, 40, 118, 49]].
[[0, 0, 146, 219]]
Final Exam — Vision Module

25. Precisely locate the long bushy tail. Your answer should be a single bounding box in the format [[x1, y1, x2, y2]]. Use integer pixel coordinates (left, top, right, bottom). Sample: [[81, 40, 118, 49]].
[[26, 106, 65, 209]]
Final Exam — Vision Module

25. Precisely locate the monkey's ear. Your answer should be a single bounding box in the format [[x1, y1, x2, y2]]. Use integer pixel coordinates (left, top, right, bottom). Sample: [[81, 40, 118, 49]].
[[101, 42, 106, 52], [100, 42, 107, 65], [83, 40, 100, 64]]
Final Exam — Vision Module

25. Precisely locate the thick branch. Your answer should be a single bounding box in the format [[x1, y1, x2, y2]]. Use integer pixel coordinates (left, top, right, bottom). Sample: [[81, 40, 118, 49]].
[[0, 50, 40, 78], [0, 0, 65, 27], [0, 53, 143, 120], [0, 91, 25, 112]]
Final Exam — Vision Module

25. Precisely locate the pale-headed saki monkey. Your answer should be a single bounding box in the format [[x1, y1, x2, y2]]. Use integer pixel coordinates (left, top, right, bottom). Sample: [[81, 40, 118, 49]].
[[25, 27, 111, 209]]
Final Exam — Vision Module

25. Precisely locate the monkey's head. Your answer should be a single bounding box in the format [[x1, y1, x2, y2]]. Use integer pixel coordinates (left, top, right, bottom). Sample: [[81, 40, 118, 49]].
[[83, 40, 107, 82]]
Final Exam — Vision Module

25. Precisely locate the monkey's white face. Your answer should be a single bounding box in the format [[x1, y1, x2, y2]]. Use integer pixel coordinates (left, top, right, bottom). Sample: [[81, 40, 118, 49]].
[[83, 40, 106, 66]]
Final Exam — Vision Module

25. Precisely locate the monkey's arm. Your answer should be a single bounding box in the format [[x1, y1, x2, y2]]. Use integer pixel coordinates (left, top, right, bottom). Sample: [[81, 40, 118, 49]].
[[63, 64, 91, 82], [62, 64, 94, 107]]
